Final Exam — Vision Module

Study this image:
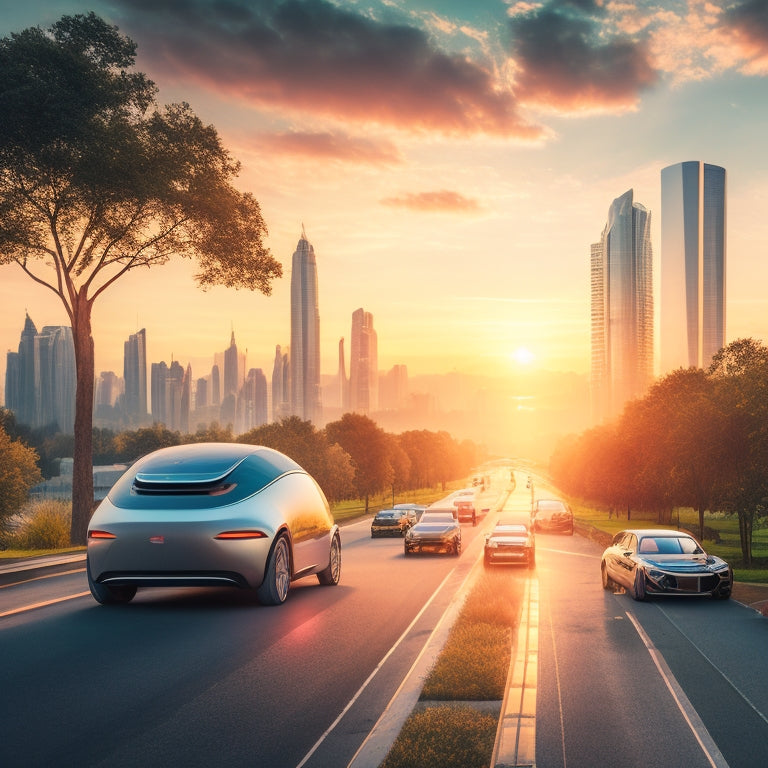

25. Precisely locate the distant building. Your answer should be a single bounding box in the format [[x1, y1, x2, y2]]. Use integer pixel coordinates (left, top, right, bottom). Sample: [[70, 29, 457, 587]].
[[123, 328, 148, 425], [660, 161, 726, 372], [337, 337, 348, 411], [238, 368, 268, 432], [349, 308, 378, 414], [380, 365, 409, 411], [271, 344, 290, 422], [290, 227, 322, 423], [5, 316, 75, 433], [590, 189, 653, 423]]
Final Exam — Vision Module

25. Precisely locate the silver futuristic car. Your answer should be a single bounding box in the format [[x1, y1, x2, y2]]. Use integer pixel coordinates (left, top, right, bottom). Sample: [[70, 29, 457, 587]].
[[601, 528, 732, 601], [87, 443, 341, 606]]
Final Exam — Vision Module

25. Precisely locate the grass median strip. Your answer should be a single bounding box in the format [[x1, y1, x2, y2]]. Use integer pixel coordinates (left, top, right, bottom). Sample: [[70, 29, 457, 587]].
[[380, 567, 524, 768]]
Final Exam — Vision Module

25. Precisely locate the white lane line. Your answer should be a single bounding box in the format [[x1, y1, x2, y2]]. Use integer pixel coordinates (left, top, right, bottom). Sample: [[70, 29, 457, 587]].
[[295, 567, 459, 768], [0, 591, 91, 618], [656, 603, 768, 729], [0, 567, 86, 589], [536, 548, 599, 559], [625, 611, 730, 768]]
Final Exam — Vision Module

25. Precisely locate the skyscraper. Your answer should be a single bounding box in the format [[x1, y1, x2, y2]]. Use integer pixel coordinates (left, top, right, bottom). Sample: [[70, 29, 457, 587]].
[[271, 344, 290, 421], [349, 308, 378, 414], [290, 227, 321, 423], [35, 325, 76, 433], [660, 161, 726, 372], [4, 313, 37, 425], [590, 189, 653, 423], [123, 328, 147, 425], [223, 330, 240, 399]]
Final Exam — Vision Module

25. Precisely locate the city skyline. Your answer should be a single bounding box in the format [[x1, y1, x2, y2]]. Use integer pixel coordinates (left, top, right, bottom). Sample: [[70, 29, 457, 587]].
[[2, 2, 768, 411]]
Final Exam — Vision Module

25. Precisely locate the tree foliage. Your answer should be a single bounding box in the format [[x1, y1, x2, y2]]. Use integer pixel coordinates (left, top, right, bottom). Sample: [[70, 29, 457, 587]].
[[0, 14, 281, 543], [551, 339, 768, 564], [0, 426, 43, 535]]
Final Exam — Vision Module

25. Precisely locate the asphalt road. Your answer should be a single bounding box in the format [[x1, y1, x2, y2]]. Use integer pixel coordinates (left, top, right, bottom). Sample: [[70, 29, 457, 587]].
[[0, 499, 496, 768], [533, 528, 768, 768]]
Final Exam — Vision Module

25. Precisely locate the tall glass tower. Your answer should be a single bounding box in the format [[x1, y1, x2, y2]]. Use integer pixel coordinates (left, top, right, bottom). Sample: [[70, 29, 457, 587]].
[[123, 328, 147, 425], [349, 308, 378, 414], [290, 227, 322, 423], [660, 161, 726, 372], [590, 189, 653, 422]]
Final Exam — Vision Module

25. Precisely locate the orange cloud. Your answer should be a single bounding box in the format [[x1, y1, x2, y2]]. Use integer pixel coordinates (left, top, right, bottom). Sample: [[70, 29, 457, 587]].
[[380, 190, 481, 213], [258, 131, 402, 164], [724, 0, 768, 75], [117, 0, 544, 139]]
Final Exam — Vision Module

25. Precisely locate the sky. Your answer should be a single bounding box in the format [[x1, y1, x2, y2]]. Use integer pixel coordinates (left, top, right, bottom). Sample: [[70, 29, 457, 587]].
[[1, 0, 768, 402]]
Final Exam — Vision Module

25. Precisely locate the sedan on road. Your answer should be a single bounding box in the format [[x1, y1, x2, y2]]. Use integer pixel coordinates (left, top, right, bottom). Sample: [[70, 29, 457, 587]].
[[403, 512, 461, 556], [484, 520, 535, 568], [87, 442, 341, 606], [601, 528, 732, 601], [371, 508, 417, 537], [532, 499, 574, 535]]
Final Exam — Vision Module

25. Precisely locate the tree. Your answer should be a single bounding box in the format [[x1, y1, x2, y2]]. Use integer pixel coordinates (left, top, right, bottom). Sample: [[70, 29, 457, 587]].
[[325, 413, 394, 512], [0, 426, 43, 537], [0, 14, 281, 543]]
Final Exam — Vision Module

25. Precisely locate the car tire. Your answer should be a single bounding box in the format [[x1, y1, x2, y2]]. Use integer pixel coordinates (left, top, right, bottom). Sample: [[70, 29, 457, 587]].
[[257, 534, 291, 606], [528, 552, 536, 570], [317, 533, 341, 586], [631, 568, 646, 601], [453, 539, 461, 556], [601, 563, 614, 590], [87, 560, 136, 605], [404, 543, 411, 556]]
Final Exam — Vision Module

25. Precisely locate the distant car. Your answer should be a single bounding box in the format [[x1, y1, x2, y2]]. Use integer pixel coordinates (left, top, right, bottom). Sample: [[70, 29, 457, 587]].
[[393, 503, 428, 522], [532, 499, 574, 535], [86, 443, 341, 606], [404, 512, 461, 556], [455, 500, 477, 525], [371, 508, 417, 537], [601, 529, 732, 601], [484, 520, 535, 568]]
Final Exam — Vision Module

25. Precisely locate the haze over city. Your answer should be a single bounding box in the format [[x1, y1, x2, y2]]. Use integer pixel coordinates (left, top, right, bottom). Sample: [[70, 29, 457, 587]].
[[2, 0, 768, 450]]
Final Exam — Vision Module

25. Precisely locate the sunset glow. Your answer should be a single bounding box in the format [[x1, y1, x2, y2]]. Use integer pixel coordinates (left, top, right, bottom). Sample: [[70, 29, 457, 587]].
[[2, 1, 768, 457]]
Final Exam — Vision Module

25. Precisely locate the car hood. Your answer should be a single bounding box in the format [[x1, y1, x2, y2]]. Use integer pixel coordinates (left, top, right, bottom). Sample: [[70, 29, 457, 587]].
[[640, 554, 727, 572]]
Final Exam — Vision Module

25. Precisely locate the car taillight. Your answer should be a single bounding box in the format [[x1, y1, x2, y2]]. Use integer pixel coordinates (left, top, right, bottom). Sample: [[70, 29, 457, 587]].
[[214, 531, 267, 540], [89, 530, 116, 539]]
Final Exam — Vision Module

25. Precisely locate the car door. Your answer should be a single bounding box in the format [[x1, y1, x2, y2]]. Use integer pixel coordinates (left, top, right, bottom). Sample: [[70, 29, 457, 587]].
[[614, 533, 638, 587]]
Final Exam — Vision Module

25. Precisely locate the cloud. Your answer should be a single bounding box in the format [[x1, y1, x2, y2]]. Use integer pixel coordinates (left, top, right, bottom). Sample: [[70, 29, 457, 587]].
[[508, 1, 658, 112], [724, 0, 768, 75], [116, 0, 543, 139], [380, 190, 481, 213], [257, 131, 402, 164]]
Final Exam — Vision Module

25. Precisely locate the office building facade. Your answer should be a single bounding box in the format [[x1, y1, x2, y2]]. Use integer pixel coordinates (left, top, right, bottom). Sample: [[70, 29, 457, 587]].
[[123, 328, 148, 425], [349, 308, 378, 414], [591, 189, 653, 422], [290, 228, 322, 423], [660, 161, 726, 372]]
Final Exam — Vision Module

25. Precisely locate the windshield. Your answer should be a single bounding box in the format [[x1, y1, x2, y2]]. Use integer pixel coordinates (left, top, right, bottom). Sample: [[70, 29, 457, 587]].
[[638, 536, 703, 555]]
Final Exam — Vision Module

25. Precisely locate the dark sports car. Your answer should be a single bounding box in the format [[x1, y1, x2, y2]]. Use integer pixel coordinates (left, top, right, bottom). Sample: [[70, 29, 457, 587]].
[[484, 521, 535, 568], [403, 512, 461, 556], [601, 528, 732, 601], [87, 443, 341, 606], [371, 508, 417, 537]]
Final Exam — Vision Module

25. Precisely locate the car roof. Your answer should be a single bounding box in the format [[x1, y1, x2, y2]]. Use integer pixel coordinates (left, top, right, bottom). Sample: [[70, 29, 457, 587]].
[[617, 529, 695, 538]]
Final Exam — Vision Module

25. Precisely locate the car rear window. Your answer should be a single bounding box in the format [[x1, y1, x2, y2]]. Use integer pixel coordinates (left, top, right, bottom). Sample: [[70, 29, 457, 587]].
[[107, 445, 302, 509]]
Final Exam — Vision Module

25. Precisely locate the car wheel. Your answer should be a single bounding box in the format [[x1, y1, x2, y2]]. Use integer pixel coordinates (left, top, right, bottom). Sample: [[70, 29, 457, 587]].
[[472, 514, 477, 527], [601, 563, 613, 590], [317, 533, 341, 586], [404, 543, 411, 556], [453, 538, 461, 556], [631, 568, 646, 601], [257, 534, 291, 606], [527, 552, 536, 570], [87, 561, 136, 605]]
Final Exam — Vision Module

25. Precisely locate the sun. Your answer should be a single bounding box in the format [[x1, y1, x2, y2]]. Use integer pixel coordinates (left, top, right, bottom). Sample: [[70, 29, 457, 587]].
[[511, 346, 535, 365]]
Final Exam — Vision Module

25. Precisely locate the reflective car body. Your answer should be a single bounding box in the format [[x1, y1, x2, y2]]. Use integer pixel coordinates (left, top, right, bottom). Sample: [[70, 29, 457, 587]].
[[86, 443, 341, 606], [484, 521, 535, 568], [371, 508, 417, 537], [532, 499, 574, 535], [601, 528, 732, 601], [403, 512, 461, 556]]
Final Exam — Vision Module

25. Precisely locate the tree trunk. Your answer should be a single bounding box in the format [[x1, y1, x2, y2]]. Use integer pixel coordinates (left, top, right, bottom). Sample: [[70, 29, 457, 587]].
[[70, 296, 95, 545], [697, 505, 705, 542], [738, 511, 753, 566]]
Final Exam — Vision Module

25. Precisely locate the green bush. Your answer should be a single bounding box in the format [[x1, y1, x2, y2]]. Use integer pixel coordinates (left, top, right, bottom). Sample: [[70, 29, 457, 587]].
[[11, 500, 71, 549], [380, 706, 497, 768]]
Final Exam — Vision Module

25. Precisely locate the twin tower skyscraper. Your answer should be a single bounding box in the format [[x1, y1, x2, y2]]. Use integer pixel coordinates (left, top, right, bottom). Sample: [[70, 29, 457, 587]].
[[591, 161, 727, 422]]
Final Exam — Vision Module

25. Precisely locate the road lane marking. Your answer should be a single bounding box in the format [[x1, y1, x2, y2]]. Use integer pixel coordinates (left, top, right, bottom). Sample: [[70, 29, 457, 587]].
[[0, 568, 86, 589], [625, 611, 730, 768], [0, 591, 91, 618], [656, 603, 768, 729]]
